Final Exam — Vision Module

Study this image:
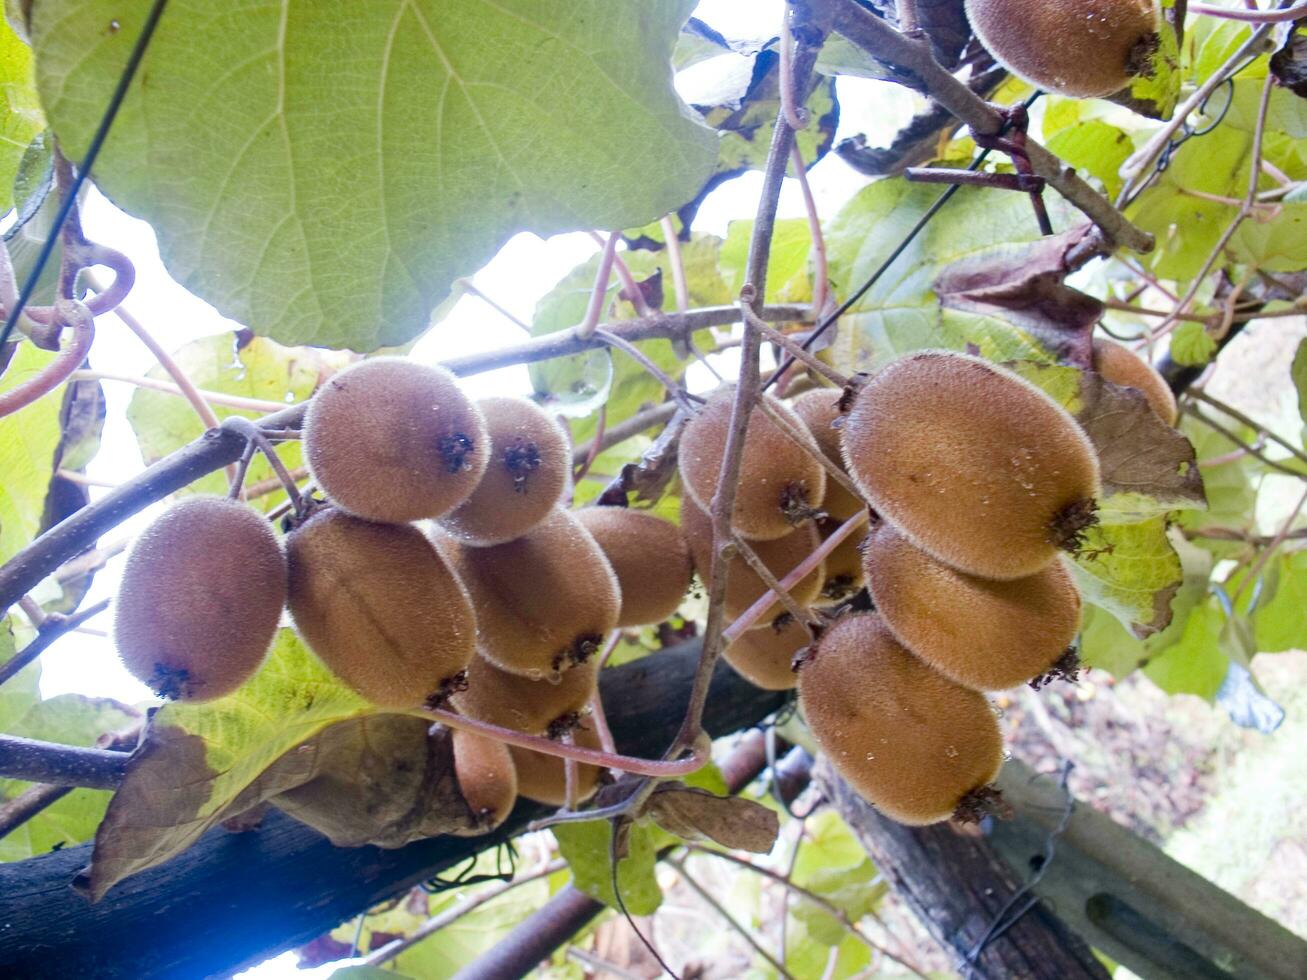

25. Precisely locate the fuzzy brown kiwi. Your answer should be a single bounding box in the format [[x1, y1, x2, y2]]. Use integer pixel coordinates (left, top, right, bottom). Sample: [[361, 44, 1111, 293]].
[[964, 0, 1160, 99], [797, 613, 1004, 825], [452, 652, 597, 736], [433, 508, 620, 678], [303, 357, 488, 523], [723, 613, 809, 691], [574, 506, 693, 627], [509, 722, 604, 806], [791, 389, 864, 521], [451, 730, 518, 833], [841, 350, 1101, 581], [1093, 338, 1178, 426], [680, 495, 825, 621], [863, 521, 1081, 691], [114, 496, 286, 701], [286, 508, 475, 709], [437, 397, 570, 545], [679, 390, 827, 540], [817, 516, 866, 601]]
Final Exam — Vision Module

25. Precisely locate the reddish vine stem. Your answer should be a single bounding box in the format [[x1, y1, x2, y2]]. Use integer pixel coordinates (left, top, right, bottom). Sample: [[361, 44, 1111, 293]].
[[590, 230, 652, 318], [219, 416, 305, 516], [1189, 1, 1307, 22], [790, 143, 829, 318], [576, 231, 621, 339], [661, 215, 690, 313], [0, 300, 95, 419], [593, 328, 702, 411]]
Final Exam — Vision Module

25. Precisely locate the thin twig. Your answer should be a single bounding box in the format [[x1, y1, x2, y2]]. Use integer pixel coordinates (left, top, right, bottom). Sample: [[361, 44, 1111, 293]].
[[0, 598, 111, 687], [593, 328, 701, 411], [1189, 1, 1307, 22], [1189, 390, 1307, 469], [219, 416, 305, 516], [1234, 482, 1307, 603], [570, 401, 678, 467], [661, 216, 690, 313], [456, 279, 532, 333], [733, 538, 817, 637], [743, 306, 847, 388], [590, 231, 652, 318], [778, 5, 810, 131], [577, 232, 621, 339], [790, 143, 828, 318], [1182, 406, 1306, 480], [361, 858, 566, 966], [73, 369, 291, 413]]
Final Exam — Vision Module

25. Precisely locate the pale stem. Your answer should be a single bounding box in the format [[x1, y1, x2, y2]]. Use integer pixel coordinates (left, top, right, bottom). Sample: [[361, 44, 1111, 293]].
[[743, 305, 847, 388], [732, 537, 817, 639], [661, 216, 690, 313], [575, 231, 621, 339], [789, 143, 828, 317], [72, 369, 291, 413], [455, 278, 532, 333], [588, 230, 651, 318]]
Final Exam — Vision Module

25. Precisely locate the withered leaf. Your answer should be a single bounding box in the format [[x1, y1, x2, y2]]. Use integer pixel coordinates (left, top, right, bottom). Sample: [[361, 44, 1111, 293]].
[[646, 783, 779, 854]]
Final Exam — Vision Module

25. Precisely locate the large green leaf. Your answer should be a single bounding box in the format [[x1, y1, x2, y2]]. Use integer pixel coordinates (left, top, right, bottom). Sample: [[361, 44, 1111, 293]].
[[125, 332, 319, 512], [0, 16, 42, 212], [1071, 518, 1183, 637], [87, 629, 374, 899], [0, 342, 62, 564], [1251, 550, 1307, 653], [821, 179, 1073, 375], [553, 818, 663, 916], [33, 0, 717, 350], [1174, 416, 1259, 558], [719, 217, 812, 305]]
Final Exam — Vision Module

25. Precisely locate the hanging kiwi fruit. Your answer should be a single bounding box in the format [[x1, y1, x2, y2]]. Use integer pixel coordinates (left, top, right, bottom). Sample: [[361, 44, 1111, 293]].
[[964, 0, 1161, 99], [303, 357, 488, 524], [452, 651, 597, 737], [434, 508, 620, 678], [575, 506, 693, 627], [450, 729, 518, 833], [509, 722, 605, 807], [862, 520, 1081, 691], [841, 350, 1100, 581], [438, 396, 571, 546], [1093, 338, 1178, 425], [797, 613, 1005, 825], [286, 508, 476, 709], [791, 388, 865, 521], [679, 389, 827, 540], [114, 496, 286, 701], [722, 613, 809, 691]]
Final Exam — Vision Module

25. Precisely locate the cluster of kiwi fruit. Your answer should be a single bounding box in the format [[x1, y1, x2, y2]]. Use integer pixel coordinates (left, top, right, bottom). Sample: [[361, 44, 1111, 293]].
[[113, 357, 694, 829]]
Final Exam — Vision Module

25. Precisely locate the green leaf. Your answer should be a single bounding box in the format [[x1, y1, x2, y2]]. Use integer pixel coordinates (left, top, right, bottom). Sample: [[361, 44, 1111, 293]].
[[1043, 104, 1132, 200], [392, 880, 549, 979], [0, 342, 62, 564], [1170, 322, 1218, 367], [1116, 13, 1181, 120], [126, 333, 320, 512], [719, 218, 812, 304], [0, 16, 42, 212], [821, 179, 1072, 375], [34, 0, 717, 350], [86, 629, 373, 899], [1229, 201, 1307, 271], [331, 968, 413, 980], [552, 818, 662, 916], [1293, 338, 1307, 427], [1251, 550, 1307, 653], [790, 859, 885, 947], [1143, 595, 1227, 700], [1174, 415, 1260, 557], [1071, 518, 1183, 637], [1079, 603, 1147, 677]]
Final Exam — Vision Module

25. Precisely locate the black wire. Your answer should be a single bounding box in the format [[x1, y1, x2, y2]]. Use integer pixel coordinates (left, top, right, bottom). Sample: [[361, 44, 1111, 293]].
[[762, 90, 1044, 393], [0, 0, 170, 351]]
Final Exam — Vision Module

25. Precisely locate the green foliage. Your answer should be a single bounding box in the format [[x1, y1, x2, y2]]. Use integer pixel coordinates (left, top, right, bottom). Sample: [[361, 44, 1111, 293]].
[[1072, 519, 1184, 637], [126, 333, 322, 511], [553, 818, 663, 916], [1170, 322, 1217, 367], [0, 343, 61, 564], [0, 16, 42, 212], [719, 218, 812, 304], [33, 0, 716, 350], [86, 629, 373, 899], [1293, 338, 1307, 428]]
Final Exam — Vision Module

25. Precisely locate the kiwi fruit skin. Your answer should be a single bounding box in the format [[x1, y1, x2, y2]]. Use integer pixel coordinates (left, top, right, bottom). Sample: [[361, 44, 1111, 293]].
[[817, 516, 866, 601], [681, 495, 825, 621], [303, 357, 488, 524], [451, 730, 518, 833], [723, 614, 808, 691], [437, 397, 570, 546], [679, 391, 827, 541], [287, 508, 476, 709], [863, 521, 1081, 691], [841, 350, 1100, 581], [798, 613, 1003, 825], [433, 508, 620, 678], [509, 722, 604, 806], [575, 506, 692, 627], [114, 496, 286, 701], [1093, 338, 1178, 426], [790, 389, 864, 522], [964, 0, 1159, 99], [452, 651, 597, 735]]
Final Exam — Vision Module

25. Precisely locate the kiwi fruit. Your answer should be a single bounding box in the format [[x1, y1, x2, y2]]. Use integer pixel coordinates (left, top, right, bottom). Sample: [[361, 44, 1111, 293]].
[[723, 613, 808, 691], [114, 496, 286, 701], [797, 613, 1004, 825], [575, 506, 693, 627], [791, 389, 864, 521], [681, 495, 825, 621], [817, 516, 866, 601], [303, 357, 488, 523], [451, 729, 518, 832], [287, 508, 475, 709], [1093, 338, 1178, 425], [679, 390, 827, 540], [863, 521, 1081, 691], [434, 508, 620, 677], [841, 350, 1100, 581], [452, 651, 597, 736], [509, 722, 605, 806], [964, 0, 1160, 99], [437, 397, 571, 545]]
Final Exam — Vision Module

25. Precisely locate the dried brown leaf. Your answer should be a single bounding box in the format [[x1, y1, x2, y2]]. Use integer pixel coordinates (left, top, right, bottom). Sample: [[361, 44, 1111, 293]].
[[646, 783, 779, 853]]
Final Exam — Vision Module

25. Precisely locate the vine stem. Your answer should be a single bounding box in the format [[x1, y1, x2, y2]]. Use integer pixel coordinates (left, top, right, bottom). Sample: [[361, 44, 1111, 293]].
[[455, 278, 532, 333], [725, 510, 869, 642], [423, 707, 708, 779], [0, 300, 95, 419], [0, 598, 112, 687], [570, 401, 678, 467], [1189, 1, 1307, 22], [593, 328, 702, 412], [824, 0, 1152, 251], [789, 143, 829, 319], [218, 416, 305, 516], [1183, 405, 1306, 480], [1234, 481, 1307, 603], [590, 230, 652, 318], [1190, 389, 1307, 469], [661, 216, 690, 313], [743, 304, 847, 388], [732, 537, 817, 640], [360, 858, 566, 966], [70, 370, 290, 413], [671, 25, 823, 757]]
